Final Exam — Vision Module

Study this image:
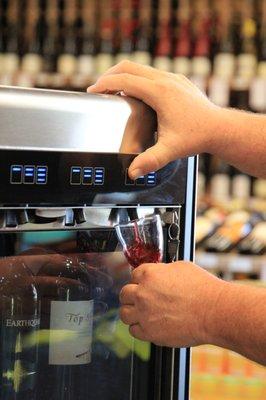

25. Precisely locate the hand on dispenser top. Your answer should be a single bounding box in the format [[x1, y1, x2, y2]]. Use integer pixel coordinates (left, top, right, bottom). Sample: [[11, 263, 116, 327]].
[[88, 60, 266, 179], [119, 261, 266, 366]]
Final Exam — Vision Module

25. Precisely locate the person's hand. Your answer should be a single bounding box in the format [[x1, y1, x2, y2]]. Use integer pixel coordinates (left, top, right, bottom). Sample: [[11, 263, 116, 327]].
[[87, 61, 220, 179], [119, 261, 226, 347]]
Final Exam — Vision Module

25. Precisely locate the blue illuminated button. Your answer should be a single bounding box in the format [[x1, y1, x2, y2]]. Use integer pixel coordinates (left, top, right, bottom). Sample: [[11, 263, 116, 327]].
[[10, 165, 23, 184], [94, 168, 105, 185], [136, 175, 145, 185], [70, 167, 81, 185], [146, 172, 156, 185], [24, 166, 35, 184], [125, 169, 135, 185], [36, 166, 48, 184], [83, 167, 93, 185]]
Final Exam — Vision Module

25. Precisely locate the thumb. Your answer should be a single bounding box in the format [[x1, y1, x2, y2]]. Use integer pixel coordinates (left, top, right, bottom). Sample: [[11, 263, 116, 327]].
[[128, 142, 175, 179]]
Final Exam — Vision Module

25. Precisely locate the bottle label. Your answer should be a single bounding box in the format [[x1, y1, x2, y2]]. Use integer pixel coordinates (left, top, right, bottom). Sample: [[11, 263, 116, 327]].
[[21, 54, 43, 74], [213, 53, 235, 78], [49, 300, 94, 366], [96, 54, 114, 75], [132, 51, 152, 66], [57, 54, 77, 75], [153, 56, 172, 72], [173, 57, 191, 76], [2, 53, 20, 74], [249, 77, 266, 112], [191, 56, 211, 77], [77, 55, 95, 76], [1, 313, 40, 394], [208, 76, 230, 107]]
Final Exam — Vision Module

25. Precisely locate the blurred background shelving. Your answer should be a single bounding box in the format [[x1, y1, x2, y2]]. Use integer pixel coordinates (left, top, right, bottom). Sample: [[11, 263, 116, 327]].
[[0, 0, 265, 399]]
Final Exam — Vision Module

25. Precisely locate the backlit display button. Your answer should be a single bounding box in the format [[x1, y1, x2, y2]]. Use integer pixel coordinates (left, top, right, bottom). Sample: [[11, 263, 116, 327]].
[[24, 166, 35, 184], [70, 167, 81, 185], [94, 168, 105, 185], [83, 167, 93, 185], [125, 169, 135, 185], [146, 172, 157, 185], [136, 175, 145, 185], [10, 165, 23, 184], [36, 166, 48, 184]]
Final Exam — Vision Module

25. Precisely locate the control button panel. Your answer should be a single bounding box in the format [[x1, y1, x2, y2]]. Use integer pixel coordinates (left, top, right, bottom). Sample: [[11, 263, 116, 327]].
[[70, 166, 105, 186], [82, 167, 93, 185], [24, 166, 35, 184], [94, 168, 105, 185], [70, 167, 82, 185], [36, 166, 48, 184], [10, 165, 23, 184], [125, 169, 157, 186]]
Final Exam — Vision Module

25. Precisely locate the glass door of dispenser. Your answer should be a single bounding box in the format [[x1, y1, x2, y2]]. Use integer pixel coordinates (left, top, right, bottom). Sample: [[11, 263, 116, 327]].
[[0, 207, 188, 400]]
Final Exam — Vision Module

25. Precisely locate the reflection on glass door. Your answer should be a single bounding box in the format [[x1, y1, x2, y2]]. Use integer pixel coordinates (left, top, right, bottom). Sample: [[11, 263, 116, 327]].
[[0, 230, 152, 400]]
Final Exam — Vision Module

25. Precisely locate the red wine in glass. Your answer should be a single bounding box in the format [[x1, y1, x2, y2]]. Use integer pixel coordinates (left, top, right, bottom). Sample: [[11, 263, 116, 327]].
[[123, 221, 162, 268]]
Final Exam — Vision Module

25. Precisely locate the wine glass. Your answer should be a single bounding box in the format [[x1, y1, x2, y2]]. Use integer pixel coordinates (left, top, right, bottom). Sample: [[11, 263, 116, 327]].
[[115, 215, 164, 268]]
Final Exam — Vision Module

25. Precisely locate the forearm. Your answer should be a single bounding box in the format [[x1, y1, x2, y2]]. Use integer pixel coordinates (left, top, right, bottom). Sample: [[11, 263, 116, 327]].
[[206, 281, 266, 365], [210, 108, 266, 178]]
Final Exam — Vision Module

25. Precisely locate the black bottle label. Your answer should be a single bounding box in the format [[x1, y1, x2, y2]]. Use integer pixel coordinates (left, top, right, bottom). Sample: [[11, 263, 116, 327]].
[[1, 314, 40, 396]]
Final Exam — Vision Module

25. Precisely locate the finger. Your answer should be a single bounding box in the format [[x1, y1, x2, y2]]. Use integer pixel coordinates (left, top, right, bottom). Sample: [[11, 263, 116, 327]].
[[87, 74, 157, 109], [128, 141, 177, 179], [120, 305, 138, 325], [119, 284, 138, 305], [129, 324, 148, 341], [131, 266, 146, 284], [102, 60, 167, 81], [102, 60, 194, 87], [131, 263, 154, 284]]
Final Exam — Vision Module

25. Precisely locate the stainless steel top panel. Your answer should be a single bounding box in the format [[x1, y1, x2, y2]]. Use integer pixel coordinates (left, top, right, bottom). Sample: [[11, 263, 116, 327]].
[[0, 86, 156, 153]]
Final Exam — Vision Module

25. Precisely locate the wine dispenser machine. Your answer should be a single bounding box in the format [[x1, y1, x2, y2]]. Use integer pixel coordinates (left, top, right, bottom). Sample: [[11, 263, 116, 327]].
[[0, 86, 197, 400]]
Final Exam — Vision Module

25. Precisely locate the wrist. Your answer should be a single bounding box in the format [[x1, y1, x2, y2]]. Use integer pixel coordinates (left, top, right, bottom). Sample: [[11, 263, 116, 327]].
[[203, 105, 229, 155], [198, 277, 232, 346]]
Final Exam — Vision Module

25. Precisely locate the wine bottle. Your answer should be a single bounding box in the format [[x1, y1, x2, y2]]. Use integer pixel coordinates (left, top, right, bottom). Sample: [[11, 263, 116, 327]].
[[42, 0, 59, 74], [230, 75, 250, 110], [96, 0, 115, 76], [131, 0, 152, 66], [21, 0, 44, 76], [238, 220, 266, 255], [209, 158, 231, 204], [208, 75, 230, 108], [2, 0, 20, 77], [249, 74, 266, 113], [76, 0, 97, 78], [237, 1, 258, 80], [115, 0, 134, 64], [213, 0, 236, 79], [35, 257, 94, 400], [191, 0, 212, 79], [231, 168, 252, 200], [153, 0, 173, 72], [173, 0, 192, 76], [0, 2, 5, 72], [0, 257, 40, 399], [57, 0, 78, 77], [258, 0, 266, 78], [204, 210, 254, 253]]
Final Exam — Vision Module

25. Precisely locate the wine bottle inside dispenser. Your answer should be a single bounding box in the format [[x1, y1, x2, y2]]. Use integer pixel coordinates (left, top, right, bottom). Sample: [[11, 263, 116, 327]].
[[35, 257, 94, 400], [0, 257, 40, 399]]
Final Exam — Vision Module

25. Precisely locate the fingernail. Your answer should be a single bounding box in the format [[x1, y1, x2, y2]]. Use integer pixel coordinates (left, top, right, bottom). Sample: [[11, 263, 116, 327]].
[[87, 84, 96, 92], [130, 169, 143, 179]]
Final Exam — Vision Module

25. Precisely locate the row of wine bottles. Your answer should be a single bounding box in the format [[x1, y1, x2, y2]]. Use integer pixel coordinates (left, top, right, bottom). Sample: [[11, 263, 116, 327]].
[[0, 252, 112, 399], [196, 205, 266, 256], [0, 0, 265, 79]]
